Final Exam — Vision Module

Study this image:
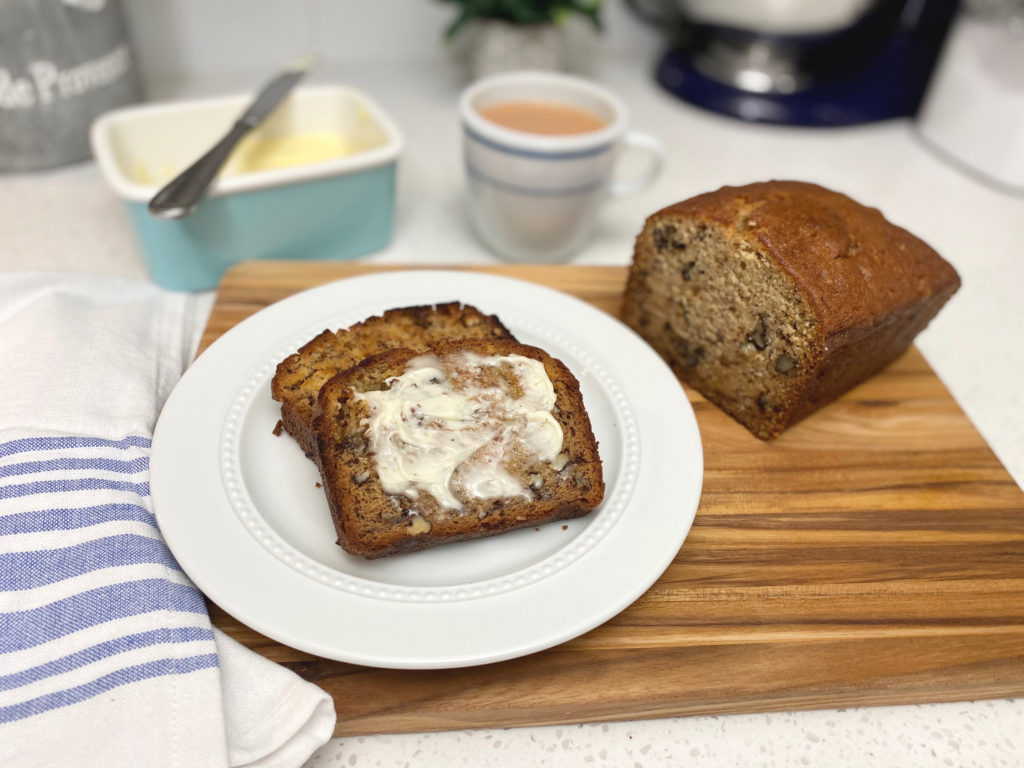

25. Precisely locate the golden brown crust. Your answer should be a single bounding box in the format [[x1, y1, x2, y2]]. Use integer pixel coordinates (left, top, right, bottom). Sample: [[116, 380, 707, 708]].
[[313, 338, 605, 558], [271, 302, 515, 458], [622, 180, 960, 439], [651, 181, 961, 343]]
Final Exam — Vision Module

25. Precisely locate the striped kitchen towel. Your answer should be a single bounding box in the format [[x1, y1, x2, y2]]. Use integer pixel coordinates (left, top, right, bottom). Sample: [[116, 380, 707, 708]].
[[0, 274, 334, 768], [0, 433, 221, 741]]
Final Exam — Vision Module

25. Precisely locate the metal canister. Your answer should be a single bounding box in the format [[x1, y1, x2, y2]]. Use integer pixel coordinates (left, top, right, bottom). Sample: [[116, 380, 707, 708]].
[[0, 0, 141, 172]]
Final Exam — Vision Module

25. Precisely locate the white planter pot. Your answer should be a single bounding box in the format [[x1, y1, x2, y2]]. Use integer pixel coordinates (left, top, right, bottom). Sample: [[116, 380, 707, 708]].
[[465, 20, 564, 79]]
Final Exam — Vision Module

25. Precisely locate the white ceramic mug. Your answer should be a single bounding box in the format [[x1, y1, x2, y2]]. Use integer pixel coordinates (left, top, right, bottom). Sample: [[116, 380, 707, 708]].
[[459, 71, 664, 261]]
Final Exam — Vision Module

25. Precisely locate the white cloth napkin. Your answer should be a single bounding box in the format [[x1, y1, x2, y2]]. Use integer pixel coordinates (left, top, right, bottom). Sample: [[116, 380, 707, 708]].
[[0, 273, 336, 768]]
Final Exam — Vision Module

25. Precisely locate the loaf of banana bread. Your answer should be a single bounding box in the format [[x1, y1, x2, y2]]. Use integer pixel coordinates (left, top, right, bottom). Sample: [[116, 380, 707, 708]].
[[271, 303, 514, 458], [312, 338, 605, 558], [621, 180, 961, 439]]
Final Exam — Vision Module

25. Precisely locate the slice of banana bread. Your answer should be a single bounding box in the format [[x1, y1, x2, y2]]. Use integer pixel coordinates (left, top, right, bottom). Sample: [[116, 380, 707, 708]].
[[271, 303, 515, 458], [622, 180, 961, 439], [312, 338, 605, 558]]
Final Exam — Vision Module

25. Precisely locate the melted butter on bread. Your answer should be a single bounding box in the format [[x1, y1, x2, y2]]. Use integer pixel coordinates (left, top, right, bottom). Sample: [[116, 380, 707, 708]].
[[354, 351, 563, 510]]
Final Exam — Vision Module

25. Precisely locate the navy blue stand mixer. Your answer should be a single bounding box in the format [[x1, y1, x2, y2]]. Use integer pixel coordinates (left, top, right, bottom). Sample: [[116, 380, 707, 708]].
[[627, 0, 959, 126]]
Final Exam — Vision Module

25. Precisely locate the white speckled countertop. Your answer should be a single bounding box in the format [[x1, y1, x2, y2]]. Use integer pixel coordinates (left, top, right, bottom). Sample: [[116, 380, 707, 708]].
[[2, 52, 1022, 767]]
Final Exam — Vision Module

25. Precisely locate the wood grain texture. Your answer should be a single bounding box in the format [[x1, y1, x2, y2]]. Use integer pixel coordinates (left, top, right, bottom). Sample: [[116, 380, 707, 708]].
[[200, 260, 1024, 737]]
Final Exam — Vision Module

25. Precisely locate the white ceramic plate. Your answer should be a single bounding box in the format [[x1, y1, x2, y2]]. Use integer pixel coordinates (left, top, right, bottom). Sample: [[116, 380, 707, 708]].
[[151, 270, 703, 669]]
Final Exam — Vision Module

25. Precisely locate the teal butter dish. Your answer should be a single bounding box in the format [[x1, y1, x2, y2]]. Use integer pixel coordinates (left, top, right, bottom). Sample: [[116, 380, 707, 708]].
[[90, 85, 403, 291]]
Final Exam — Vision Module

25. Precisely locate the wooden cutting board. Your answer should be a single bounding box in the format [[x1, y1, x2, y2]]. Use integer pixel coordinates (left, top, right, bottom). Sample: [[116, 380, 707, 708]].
[[199, 261, 1024, 738]]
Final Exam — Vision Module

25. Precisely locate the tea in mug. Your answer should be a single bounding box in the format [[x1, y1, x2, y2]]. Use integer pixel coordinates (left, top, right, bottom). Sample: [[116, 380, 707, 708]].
[[479, 100, 607, 136]]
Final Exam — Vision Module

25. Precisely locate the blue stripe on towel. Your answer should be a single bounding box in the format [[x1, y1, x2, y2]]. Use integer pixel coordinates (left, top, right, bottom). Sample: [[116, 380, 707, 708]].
[[0, 534, 183, 591], [0, 626, 216, 692], [0, 579, 208, 653], [0, 653, 220, 723], [0, 435, 151, 458], [0, 456, 150, 478], [0, 503, 158, 535], [0, 433, 218, 724], [0, 477, 151, 500]]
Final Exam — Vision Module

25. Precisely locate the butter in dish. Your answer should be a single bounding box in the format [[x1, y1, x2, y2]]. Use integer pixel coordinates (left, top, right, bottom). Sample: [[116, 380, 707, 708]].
[[90, 85, 403, 291]]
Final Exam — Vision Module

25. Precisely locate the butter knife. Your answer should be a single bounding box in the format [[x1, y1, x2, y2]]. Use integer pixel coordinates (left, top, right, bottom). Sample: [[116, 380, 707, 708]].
[[148, 59, 310, 220]]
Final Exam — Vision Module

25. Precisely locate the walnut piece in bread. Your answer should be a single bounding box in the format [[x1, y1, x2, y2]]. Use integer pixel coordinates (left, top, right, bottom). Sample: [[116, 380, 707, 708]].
[[622, 180, 961, 439], [312, 338, 605, 558]]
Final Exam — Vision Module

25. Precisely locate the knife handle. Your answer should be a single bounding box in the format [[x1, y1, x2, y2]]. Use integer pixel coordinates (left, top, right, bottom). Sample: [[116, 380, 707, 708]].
[[148, 120, 252, 220]]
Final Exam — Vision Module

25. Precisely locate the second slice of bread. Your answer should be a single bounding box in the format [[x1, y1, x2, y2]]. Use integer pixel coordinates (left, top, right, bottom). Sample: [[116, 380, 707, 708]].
[[313, 338, 605, 558]]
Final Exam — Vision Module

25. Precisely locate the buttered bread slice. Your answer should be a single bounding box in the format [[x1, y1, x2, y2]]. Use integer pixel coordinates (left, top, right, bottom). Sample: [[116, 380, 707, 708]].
[[271, 302, 514, 459], [312, 338, 605, 558]]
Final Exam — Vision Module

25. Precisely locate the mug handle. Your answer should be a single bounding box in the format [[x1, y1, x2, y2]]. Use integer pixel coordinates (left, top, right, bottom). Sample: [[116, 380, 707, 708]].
[[609, 131, 665, 198]]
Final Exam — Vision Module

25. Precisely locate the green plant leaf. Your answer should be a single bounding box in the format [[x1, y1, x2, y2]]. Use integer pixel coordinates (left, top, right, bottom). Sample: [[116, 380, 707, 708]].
[[438, 0, 603, 39]]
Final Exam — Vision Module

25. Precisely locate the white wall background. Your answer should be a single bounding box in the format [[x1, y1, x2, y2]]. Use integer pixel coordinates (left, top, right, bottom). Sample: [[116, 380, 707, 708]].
[[121, 0, 661, 87]]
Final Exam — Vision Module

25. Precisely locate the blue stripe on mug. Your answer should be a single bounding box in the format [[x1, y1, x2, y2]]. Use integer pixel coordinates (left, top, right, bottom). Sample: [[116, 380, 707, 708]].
[[463, 123, 613, 160], [465, 160, 605, 197]]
